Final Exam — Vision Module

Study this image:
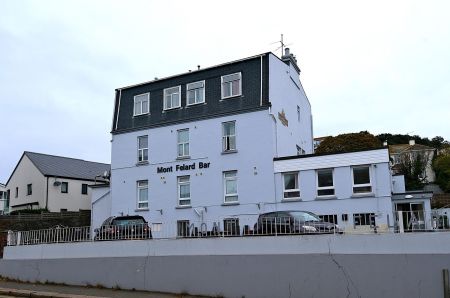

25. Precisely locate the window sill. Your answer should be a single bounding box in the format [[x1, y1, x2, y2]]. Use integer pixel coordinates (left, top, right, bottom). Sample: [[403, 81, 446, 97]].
[[162, 107, 182, 112], [186, 102, 206, 107], [281, 198, 302, 202], [136, 161, 149, 166], [351, 193, 375, 198], [133, 113, 150, 117], [221, 150, 238, 155], [176, 205, 192, 209], [220, 94, 243, 101], [176, 156, 191, 160], [135, 208, 149, 212], [221, 202, 239, 206], [315, 195, 337, 200]]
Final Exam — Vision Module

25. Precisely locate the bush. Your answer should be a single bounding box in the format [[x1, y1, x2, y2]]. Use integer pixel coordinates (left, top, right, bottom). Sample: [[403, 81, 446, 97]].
[[433, 154, 450, 193]]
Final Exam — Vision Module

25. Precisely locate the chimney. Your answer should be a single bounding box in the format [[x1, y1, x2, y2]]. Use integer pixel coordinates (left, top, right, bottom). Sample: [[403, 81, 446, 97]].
[[409, 140, 415, 146], [281, 47, 300, 74]]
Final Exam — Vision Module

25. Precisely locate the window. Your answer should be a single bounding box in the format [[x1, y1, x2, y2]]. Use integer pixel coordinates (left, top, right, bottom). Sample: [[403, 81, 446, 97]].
[[15, 187, 18, 198], [177, 220, 190, 237], [177, 129, 189, 158], [221, 72, 242, 99], [27, 184, 32, 195], [61, 182, 68, 193], [223, 218, 240, 236], [283, 173, 300, 198], [222, 121, 236, 152], [297, 105, 301, 122], [223, 171, 238, 203], [352, 166, 372, 194], [137, 135, 149, 162], [81, 184, 88, 195], [317, 169, 334, 196], [296, 145, 305, 156], [177, 176, 191, 206], [319, 214, 338, 224], [133, 93, 150, 116], [187, 81, 205, 105], [137, 180, 148, 209], [353, 213, 375, 226], [163, 86, 181, 110]]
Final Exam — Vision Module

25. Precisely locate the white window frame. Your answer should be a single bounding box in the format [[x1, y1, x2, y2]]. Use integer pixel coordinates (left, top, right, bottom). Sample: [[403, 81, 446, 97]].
[[133, 93, 150, 116], [186, 80, 205, 106], [177, 129, 190, 158], [223, 171, 238, 203], [352, 165, 372, 194], [221, 72, 242, 99], [177, 176, 191, 206], [282, 172, 300, 199], [137, 135, 149, 162], [163, 86, 181, 110], [222, 121, 236, 152], [316, 169, 335, 197], [137, 180, 149, 210]]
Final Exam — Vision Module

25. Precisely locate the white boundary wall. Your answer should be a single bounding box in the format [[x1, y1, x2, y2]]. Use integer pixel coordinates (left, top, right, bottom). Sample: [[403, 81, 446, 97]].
[[2, 233, 450, 298]]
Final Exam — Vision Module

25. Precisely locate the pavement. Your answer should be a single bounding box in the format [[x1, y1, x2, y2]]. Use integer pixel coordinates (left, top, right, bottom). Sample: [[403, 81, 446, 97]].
[[0, 280, 208, 298]]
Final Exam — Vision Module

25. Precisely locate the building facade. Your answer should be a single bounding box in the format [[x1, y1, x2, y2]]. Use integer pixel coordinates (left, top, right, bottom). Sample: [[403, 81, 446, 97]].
[[0, 183, 9, 214], [102, 51, 314, 235], [6, 152, 110, 212]]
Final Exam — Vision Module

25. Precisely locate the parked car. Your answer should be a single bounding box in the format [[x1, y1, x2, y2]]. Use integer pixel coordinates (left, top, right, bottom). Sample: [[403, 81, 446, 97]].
[[253, 211, 343, 235], [94, 215, 152, 240]]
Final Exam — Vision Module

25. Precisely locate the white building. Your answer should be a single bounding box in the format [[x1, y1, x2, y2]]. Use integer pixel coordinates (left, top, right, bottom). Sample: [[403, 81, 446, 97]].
[[0, 183, 9, 214], [92, 51, 432, 237], [6, 152, 110, 212]]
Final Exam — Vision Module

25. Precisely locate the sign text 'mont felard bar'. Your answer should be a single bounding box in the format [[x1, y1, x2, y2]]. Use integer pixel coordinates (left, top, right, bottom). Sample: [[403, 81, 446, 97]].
[[157, 162, 210, 173]]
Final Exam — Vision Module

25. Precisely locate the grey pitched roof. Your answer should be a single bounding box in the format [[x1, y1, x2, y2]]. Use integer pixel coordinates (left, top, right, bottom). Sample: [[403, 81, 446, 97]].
[[25, 152, 110, 181]]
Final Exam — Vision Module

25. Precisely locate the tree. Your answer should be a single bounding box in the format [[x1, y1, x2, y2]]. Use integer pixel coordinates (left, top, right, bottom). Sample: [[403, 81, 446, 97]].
[[397, 152, 430, 190], [433, 153, 450, 193], [315, 131, 382, 154]]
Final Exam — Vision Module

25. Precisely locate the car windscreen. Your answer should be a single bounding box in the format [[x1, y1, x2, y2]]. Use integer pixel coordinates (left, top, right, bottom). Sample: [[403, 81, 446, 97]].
[[289, 212, 320, 222], [112, 218, 145, 226]]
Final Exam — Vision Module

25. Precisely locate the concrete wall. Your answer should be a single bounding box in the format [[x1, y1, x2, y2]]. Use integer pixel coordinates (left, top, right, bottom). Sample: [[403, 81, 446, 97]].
[[268, 54, 313, 155], [2, 233, 450, 298], [91, 187, 111, 233], [110, 110, 277, 233]]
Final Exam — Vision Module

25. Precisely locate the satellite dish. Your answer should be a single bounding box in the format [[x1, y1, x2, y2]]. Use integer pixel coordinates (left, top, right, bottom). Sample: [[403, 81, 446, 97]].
[[53, 181, 61, 186]]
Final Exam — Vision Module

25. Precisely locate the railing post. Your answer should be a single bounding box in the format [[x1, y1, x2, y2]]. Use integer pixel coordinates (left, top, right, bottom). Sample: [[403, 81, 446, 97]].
[[397, 211, 404, 233]]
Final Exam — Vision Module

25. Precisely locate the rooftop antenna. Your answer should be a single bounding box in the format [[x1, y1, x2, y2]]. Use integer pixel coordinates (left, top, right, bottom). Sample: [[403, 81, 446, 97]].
[[270, 34, 292, 56]]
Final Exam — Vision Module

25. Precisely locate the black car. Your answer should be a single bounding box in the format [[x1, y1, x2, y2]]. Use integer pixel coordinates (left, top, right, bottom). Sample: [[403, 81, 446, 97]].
[[254, 211, 343, 235], [94, 215, 152, 240]]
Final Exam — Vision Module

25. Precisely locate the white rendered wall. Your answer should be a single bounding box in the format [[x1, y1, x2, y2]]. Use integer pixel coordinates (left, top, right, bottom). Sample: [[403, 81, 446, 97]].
[[268, 54, 314, 156], [110, 110, 276, 233], [7, 156, 46, 211]]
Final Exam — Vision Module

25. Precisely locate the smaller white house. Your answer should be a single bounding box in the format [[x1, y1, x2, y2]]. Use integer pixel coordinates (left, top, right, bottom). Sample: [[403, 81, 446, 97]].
[[6, 152, 110, 212]]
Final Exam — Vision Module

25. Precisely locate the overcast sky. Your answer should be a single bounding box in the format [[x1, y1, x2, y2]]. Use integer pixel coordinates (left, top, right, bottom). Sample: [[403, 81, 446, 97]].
[[1, 0, 449, 183]]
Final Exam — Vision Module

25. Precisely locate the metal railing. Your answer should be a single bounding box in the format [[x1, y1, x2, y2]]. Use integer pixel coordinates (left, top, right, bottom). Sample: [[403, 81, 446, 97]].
[[394, 210, 450, 233], [7, 226, 91, 246], [6, 211, 450, 246]]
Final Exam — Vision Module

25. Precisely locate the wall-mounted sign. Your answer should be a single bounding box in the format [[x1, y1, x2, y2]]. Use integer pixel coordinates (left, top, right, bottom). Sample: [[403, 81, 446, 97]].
[[278, 109, 288, 127], [157, 162, 210, 174]]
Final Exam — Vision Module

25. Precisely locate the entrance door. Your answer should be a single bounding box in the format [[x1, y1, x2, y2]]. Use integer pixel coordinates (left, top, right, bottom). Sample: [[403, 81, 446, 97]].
[[395, 202, 425, 231]]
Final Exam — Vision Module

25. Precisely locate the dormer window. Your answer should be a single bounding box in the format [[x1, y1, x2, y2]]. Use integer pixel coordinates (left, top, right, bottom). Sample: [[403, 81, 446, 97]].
[[133, 93, 150, 116], [187, 81, 205, 105], [164, 86, 181, 110], [221, 72, 242, 99]]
